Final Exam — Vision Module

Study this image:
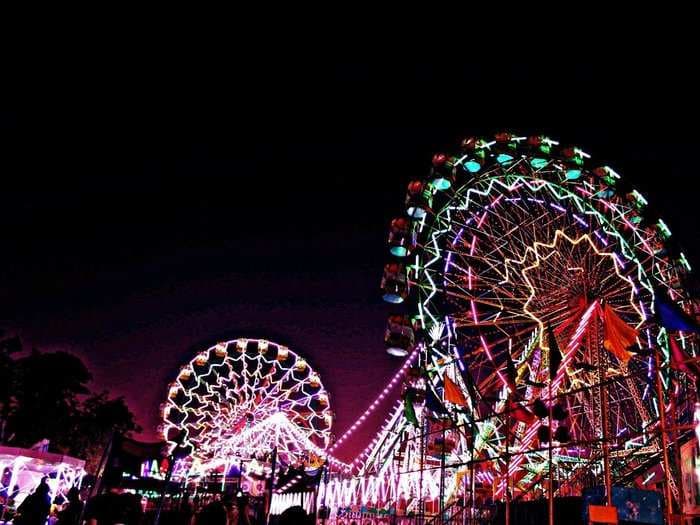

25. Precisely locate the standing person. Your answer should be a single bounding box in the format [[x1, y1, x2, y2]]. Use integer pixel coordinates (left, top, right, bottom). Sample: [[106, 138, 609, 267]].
[[234, 492, 249, 525], [56, 487, 83, 525], [15, 478, 51, 525], [278, 506, 310, 525], [176, 493, 194, 525], [196, 494, 227, 525], [84, 485, 142, 525], [221, 496, 236, 525], [225, 502, 238, 525]]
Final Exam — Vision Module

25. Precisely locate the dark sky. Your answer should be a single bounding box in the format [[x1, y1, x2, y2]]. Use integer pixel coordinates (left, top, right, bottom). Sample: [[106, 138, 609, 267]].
[[1, 50, 698, 459]]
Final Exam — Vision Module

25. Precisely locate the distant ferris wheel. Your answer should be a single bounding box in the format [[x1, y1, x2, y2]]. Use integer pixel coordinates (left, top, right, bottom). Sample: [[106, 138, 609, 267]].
[[162, 338, 334, 466]]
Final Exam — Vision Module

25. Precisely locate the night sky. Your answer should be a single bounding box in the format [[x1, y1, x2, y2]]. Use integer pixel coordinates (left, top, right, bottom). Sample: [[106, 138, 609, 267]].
[[1, 51, 698, 460]]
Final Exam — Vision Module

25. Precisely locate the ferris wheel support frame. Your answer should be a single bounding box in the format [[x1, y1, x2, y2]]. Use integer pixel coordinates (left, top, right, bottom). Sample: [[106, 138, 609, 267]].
[[369, 132, 699, 521]]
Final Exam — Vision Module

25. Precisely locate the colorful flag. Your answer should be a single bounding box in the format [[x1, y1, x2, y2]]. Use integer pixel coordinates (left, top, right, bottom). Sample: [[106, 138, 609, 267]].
[[458, 367, 480, 405], [404, 388, 419, 426], [507, 399, 536, 424], [602, 304, 636, 363], [655, 292, 700, 334], [443, 373, 468, 406], [668, 335, 700, 377]]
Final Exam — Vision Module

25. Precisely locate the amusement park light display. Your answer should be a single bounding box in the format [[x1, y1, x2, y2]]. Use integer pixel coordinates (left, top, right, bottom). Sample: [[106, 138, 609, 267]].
[[319, 132, 698, 517], [327, 346, 421, 463], [159, 134, 697, 522], [0, 446, 85, 507], [161, 338, 340, 469]]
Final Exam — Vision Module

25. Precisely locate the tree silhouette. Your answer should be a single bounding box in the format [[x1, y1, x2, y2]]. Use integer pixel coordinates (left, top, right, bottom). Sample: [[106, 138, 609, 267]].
[[70, 392, 140, 472], [11, 349, 91, 448], [0, 340, 140, 472]]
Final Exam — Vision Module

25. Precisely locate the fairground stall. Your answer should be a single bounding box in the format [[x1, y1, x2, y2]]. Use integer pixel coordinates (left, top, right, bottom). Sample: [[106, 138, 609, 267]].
[[0, 446, 85, 516]]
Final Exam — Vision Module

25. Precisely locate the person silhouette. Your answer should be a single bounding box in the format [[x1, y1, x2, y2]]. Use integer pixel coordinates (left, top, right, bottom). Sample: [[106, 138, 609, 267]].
[[15, 478, 51, 525], [56, 487, 83, 525]]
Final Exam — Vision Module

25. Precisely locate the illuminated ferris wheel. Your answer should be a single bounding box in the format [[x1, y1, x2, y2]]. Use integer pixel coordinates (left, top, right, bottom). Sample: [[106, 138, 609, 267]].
[[162, 338, 334, 467], [380, 133, 698, 503]]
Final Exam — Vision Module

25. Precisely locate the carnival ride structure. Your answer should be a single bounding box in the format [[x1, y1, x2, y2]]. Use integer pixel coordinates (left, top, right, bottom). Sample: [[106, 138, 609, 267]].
[[161, 338, 346, 474], [163, 134, 699, 522], [317, 133, 699, 521]]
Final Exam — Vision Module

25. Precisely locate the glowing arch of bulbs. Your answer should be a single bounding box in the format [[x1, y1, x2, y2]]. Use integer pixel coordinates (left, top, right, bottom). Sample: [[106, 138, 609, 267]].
[[162, 338, 336, 468]]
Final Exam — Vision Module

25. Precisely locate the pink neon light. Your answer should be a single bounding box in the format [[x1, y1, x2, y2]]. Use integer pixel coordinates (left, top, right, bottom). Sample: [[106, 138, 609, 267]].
[[572, 214, 588, 227], [593, 230, 608, 247], [550, 202, 566, 213], [618, 214, 654, 254], [499, 300, 599, 491], [620, 215, 636, 231], [452, 228, 464, 248], [480, 334, 508, 390], [612, 252, 626, 269], [328, 347, 419, 455]]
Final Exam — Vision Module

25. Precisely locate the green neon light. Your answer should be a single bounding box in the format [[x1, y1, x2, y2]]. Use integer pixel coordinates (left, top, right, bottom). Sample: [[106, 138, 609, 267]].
[[417, 302, 425, 329], [565, 169, 582, 180], [497, 153, 513, 164], [596, 166, 621, 186], [632, 190, 648, 207], [680, 252, 692, 271], [556, 456, 590, 463], [657, 219, 672, 239]]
